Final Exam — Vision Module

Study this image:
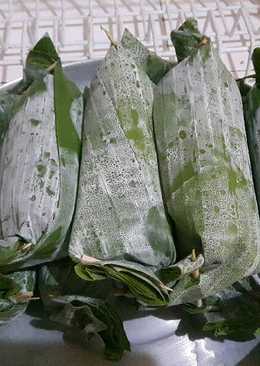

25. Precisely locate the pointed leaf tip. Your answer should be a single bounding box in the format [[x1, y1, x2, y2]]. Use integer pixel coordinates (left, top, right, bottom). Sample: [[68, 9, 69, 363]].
[[26, 34, 60, 72], [171, 17, 205, 62]]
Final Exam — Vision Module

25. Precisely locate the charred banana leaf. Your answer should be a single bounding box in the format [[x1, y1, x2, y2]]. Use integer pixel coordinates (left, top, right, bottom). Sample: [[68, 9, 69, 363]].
[[69, 32, 176, 307], [0, 270, 35, 324], [0, 35, 83, 271], [39, 260, 130, 361], [153, 19, 260, 304]]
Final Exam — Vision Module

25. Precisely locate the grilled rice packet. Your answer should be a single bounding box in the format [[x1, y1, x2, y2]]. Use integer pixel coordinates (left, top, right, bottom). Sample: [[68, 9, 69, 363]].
[[68, 29, 178, 307]]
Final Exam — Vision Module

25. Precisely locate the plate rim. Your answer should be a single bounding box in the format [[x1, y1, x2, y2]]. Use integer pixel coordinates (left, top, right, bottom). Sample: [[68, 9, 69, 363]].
[[0, 58, 101, 92]]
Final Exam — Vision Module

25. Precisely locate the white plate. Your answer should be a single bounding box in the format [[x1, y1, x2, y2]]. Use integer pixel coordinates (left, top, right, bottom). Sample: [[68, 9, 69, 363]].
[[0, 60, 260, 366]]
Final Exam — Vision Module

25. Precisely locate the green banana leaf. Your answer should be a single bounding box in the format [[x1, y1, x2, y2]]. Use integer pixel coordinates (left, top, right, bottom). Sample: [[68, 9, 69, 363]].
[[153, 18, 260, 305], [121, 28, 175, 84], [242, 49, 260, 227], [75, 260, 170, 307], [0, 270, 35, 324], [0, 35, 83, 272], [171, 17, 204, 62], [237, 78, 252, 104], [69, 30, 176, 307], [184, 274, 260, 341], [38, 259, 130, 361], [158, 253, 204, 287]]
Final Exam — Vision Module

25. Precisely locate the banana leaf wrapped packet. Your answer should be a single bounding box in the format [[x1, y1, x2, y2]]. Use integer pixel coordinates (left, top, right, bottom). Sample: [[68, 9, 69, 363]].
[[153, 18, 260, 304], [39, 259, 130, 361], [69, 30, 177, 307], [0, 35, 83, 271], [0, 270, 35, 324]]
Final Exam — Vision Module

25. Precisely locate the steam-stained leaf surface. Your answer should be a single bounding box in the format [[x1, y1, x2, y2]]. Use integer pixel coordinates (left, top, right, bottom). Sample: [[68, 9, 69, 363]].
[[0, 270, 35, 324], [39, 260, 130, 361], [0, 35, 83, 271], [121, 29, 175, 84], [69, 33, 176, 307], [0, 92, 18, 144], [153, 19, 260, 305]]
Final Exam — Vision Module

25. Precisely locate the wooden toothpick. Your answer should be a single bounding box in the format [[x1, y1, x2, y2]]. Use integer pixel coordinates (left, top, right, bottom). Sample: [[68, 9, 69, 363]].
[[15, 292, 40, 302], [101, 26, 118, 48], [191, 249, 200, 280]]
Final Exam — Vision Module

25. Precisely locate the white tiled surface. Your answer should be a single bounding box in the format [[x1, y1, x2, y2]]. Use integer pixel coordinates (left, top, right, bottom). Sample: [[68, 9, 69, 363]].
[[1, 0, 260, 83]]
